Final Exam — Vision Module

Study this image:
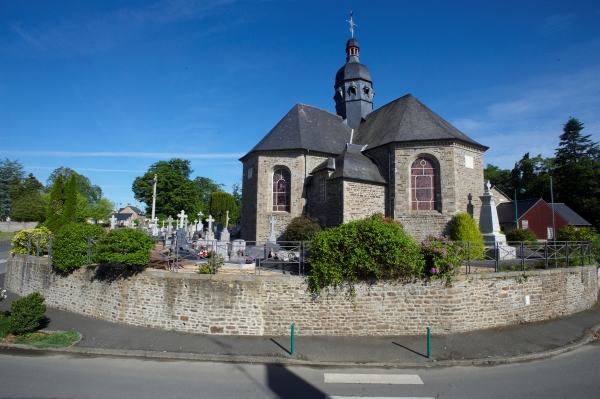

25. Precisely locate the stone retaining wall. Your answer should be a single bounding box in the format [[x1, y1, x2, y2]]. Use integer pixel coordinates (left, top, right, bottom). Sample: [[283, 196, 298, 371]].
[[5, 255, 598, 336], [0, 221, 37, 233]]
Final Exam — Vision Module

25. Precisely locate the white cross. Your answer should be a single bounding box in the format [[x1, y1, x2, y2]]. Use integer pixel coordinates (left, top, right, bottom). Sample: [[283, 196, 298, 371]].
[[197, 211, 203, 219], [110, 215, 117, 230], [178, 210, 186, 228], [166, 215, 173, 227], [206, 214, 215, 231]]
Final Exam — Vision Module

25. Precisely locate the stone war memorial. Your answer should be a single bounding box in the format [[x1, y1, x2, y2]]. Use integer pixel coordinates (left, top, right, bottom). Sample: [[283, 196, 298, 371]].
[[5, 15, 598, 337]]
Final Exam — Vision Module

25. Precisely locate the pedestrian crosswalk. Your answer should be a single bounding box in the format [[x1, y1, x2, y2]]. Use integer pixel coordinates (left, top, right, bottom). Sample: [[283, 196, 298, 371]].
[[324, 373, 433, 399]]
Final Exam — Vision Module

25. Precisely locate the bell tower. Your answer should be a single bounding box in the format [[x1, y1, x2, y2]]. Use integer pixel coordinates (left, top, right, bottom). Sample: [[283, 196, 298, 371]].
[[333, 14, 374, 128]]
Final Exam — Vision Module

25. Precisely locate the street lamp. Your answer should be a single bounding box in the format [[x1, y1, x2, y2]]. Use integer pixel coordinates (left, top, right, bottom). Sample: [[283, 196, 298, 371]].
[[514, 188, 526, 229]]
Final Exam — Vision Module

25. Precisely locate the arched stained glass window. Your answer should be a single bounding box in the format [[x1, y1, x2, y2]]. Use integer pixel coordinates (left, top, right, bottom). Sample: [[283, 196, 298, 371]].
[[273, 168, 291, 212], [411, 157, 439, 211]]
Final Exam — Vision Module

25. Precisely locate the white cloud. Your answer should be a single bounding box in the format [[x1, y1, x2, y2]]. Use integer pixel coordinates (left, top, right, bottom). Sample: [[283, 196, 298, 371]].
[[538, 14, 575, 36], [5, 151, 244, 159]]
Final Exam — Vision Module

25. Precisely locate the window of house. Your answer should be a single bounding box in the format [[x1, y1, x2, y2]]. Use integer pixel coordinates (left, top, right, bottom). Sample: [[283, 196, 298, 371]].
[[411, 157, 439, 211], [319, 178, 327, 202], [273, 168, 291, 212]]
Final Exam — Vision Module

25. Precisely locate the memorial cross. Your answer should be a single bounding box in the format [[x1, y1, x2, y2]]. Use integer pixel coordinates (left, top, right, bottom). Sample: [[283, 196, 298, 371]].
[[206, 215, 215, 232]]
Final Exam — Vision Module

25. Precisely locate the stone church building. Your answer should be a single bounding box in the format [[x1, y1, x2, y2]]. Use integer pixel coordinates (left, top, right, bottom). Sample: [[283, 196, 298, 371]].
[[240, 36, 488, 243]]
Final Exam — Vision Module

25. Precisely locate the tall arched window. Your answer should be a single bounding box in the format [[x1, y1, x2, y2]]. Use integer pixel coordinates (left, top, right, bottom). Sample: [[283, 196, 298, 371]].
[[411, 157, 439, 211], [273, 168, 291, 212]]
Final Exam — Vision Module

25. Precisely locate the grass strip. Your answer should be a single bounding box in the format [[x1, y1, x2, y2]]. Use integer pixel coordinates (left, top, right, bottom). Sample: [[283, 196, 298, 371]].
[[15, 331, 79, 348]]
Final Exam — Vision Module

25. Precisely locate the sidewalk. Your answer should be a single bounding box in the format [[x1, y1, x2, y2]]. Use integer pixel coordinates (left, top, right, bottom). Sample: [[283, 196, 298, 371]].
[[1, 274, 599, 367]]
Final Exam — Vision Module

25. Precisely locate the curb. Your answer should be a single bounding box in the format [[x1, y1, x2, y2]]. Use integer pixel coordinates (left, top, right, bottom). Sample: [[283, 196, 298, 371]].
[[1, 323, 599, 368]]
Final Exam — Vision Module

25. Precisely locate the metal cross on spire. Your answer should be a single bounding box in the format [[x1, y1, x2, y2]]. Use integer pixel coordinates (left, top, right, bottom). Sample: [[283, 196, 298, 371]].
[[346, 11, 356, 38]]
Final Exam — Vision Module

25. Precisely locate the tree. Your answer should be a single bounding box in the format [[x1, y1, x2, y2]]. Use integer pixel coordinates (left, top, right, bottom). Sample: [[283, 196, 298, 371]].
[[8, 173, 46, 222], [45, 174, 66, 233], [132, 158, 201, 220], [209, 191, 238, 224], [62, 174, 78, 226], [45, 167, 102, 205], [510, 153, 553, 201], [87, 198, 115, 224], [232, 181, 242, 224], [554, 118, 600, 229], [484, 164, 511, 194], [194, 177, 224, 214], [0, 158, 25, 220]]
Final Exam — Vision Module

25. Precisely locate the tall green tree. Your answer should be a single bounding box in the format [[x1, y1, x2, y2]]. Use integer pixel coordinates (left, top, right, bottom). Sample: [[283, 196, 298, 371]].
[[132, 158, 201, 219], [209, 191, 238, 224], [0, 158, 25, 220], [8, 173, 46, 222], [45, 167, 102, 205], [62, 174, 78, 225], [510, 153, 553, 201], [484, 164, 511, 194], [194, 176, 224, 214], [554, 118, 600, 229], [45, 174, 66, 233]]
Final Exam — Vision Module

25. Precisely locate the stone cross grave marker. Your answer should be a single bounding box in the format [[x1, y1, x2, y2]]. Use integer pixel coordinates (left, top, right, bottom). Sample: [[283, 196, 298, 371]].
[[109, 215, 117, 230], [205, 215, 215, 240], [166, 215, 174, 235], [178, 210, 186, 229], [225, 210, 230, 229], [267, 216, 277, 242]]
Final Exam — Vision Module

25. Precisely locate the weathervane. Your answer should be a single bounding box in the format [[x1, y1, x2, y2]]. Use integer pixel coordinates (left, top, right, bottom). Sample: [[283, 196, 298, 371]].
[[346, 11, 356, 38]]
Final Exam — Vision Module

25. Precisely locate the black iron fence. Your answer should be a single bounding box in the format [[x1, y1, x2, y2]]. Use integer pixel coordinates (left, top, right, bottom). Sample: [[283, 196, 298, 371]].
[[14, 232, 594, 277], [458, 241, 594, 273]]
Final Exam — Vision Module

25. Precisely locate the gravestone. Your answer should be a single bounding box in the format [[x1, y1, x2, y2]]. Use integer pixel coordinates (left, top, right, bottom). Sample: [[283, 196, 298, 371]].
[[267, 216, 277, 243], [205, 215, 215, 241], [220, 228, 230, 243], [109, 215, 117, 230], [166, 216, 174, 235]]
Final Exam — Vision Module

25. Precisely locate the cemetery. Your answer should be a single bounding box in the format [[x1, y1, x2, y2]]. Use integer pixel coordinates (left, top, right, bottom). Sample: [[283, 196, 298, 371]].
[[4, 180, 598, 337]]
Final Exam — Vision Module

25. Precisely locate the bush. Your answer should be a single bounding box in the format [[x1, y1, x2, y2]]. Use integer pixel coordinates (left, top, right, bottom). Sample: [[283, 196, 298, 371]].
[[557, 226, 595, 241], [308, 214, 424, 296], [506, 228, 538, 243], [9, 292, 46, 335], [421, 235, 463, 284], [94, 229, 155, 267], [285, 216, 322, 242], [11, 227, 52, 255], [450, 212, 486, 260], [198, 251, 224, 274], [52, 223, 106, 273]]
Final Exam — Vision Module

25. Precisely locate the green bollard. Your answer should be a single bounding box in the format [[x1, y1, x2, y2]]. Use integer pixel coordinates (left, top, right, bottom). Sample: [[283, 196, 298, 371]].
[[427, 327, 431, 359], [291, 324, 295, 355]]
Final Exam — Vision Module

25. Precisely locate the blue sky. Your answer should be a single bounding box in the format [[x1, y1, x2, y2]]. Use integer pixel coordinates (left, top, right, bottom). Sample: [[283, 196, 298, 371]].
[[1, 0, 599, 209]]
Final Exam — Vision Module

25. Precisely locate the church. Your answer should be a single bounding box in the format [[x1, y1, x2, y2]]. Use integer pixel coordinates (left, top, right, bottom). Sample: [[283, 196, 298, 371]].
[[240, 27, 488, 243]]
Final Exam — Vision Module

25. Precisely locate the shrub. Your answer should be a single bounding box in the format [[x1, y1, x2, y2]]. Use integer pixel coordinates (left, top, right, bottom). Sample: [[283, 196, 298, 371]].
[[52, 223, 106, 273], [421, 235, 463, 284], [308, 214, 424, 296], [557, 226, 595, 241], [450, 212, 486, 260], [9, 292, 46, 335], [506, 228, 538, 243], [94, 229, 155, 267], [284, 216, 322, 242], [198, 251, 224, 274], [45, 174, 66, 233], [11, 227, 52, 255]]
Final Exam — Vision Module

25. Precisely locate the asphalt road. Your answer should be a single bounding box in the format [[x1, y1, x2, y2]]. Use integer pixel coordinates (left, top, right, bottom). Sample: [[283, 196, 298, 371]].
[[0, 241, 10, 274], [1, 341, 599, 399]]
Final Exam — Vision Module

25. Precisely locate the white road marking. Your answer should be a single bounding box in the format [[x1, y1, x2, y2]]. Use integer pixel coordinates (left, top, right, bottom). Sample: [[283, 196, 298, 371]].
[[326, 397, 434, 399], [324, 373, 424, 385]]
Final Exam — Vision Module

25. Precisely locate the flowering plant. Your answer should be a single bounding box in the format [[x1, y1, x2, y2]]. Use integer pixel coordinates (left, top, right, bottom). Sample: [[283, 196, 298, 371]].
[[0, 289, 6, 302], [245, 255, 254, 264], [421, 234, 462, 283]]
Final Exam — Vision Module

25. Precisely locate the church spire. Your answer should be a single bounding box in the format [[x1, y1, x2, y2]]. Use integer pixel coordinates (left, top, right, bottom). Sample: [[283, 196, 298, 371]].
[[333, 12, 374, 129]]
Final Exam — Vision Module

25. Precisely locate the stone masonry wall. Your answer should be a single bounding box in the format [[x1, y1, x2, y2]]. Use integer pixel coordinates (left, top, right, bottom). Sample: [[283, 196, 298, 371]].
[[6, 255, 598, 336], [343, 180, 385, 222]]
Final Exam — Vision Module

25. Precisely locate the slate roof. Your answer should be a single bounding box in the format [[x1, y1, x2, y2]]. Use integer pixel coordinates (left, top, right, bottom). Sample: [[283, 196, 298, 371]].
[[116, 213, 133, 221], [335, 60, 372, 84], [497, 199, 541, 223], [310, 158, 336, 174], [553, 203, 592, 226], [328, 144, 386, 184], [354, 94, 488, 151], [242, 103, 352, 158]]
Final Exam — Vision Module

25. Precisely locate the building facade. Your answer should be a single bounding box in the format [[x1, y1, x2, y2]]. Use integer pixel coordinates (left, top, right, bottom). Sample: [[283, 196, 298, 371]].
[[240, 36, 487, 243]]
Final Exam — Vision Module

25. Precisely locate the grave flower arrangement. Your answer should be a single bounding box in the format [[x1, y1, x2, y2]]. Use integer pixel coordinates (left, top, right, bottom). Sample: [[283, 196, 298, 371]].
[[421, 234, 462, 284]]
